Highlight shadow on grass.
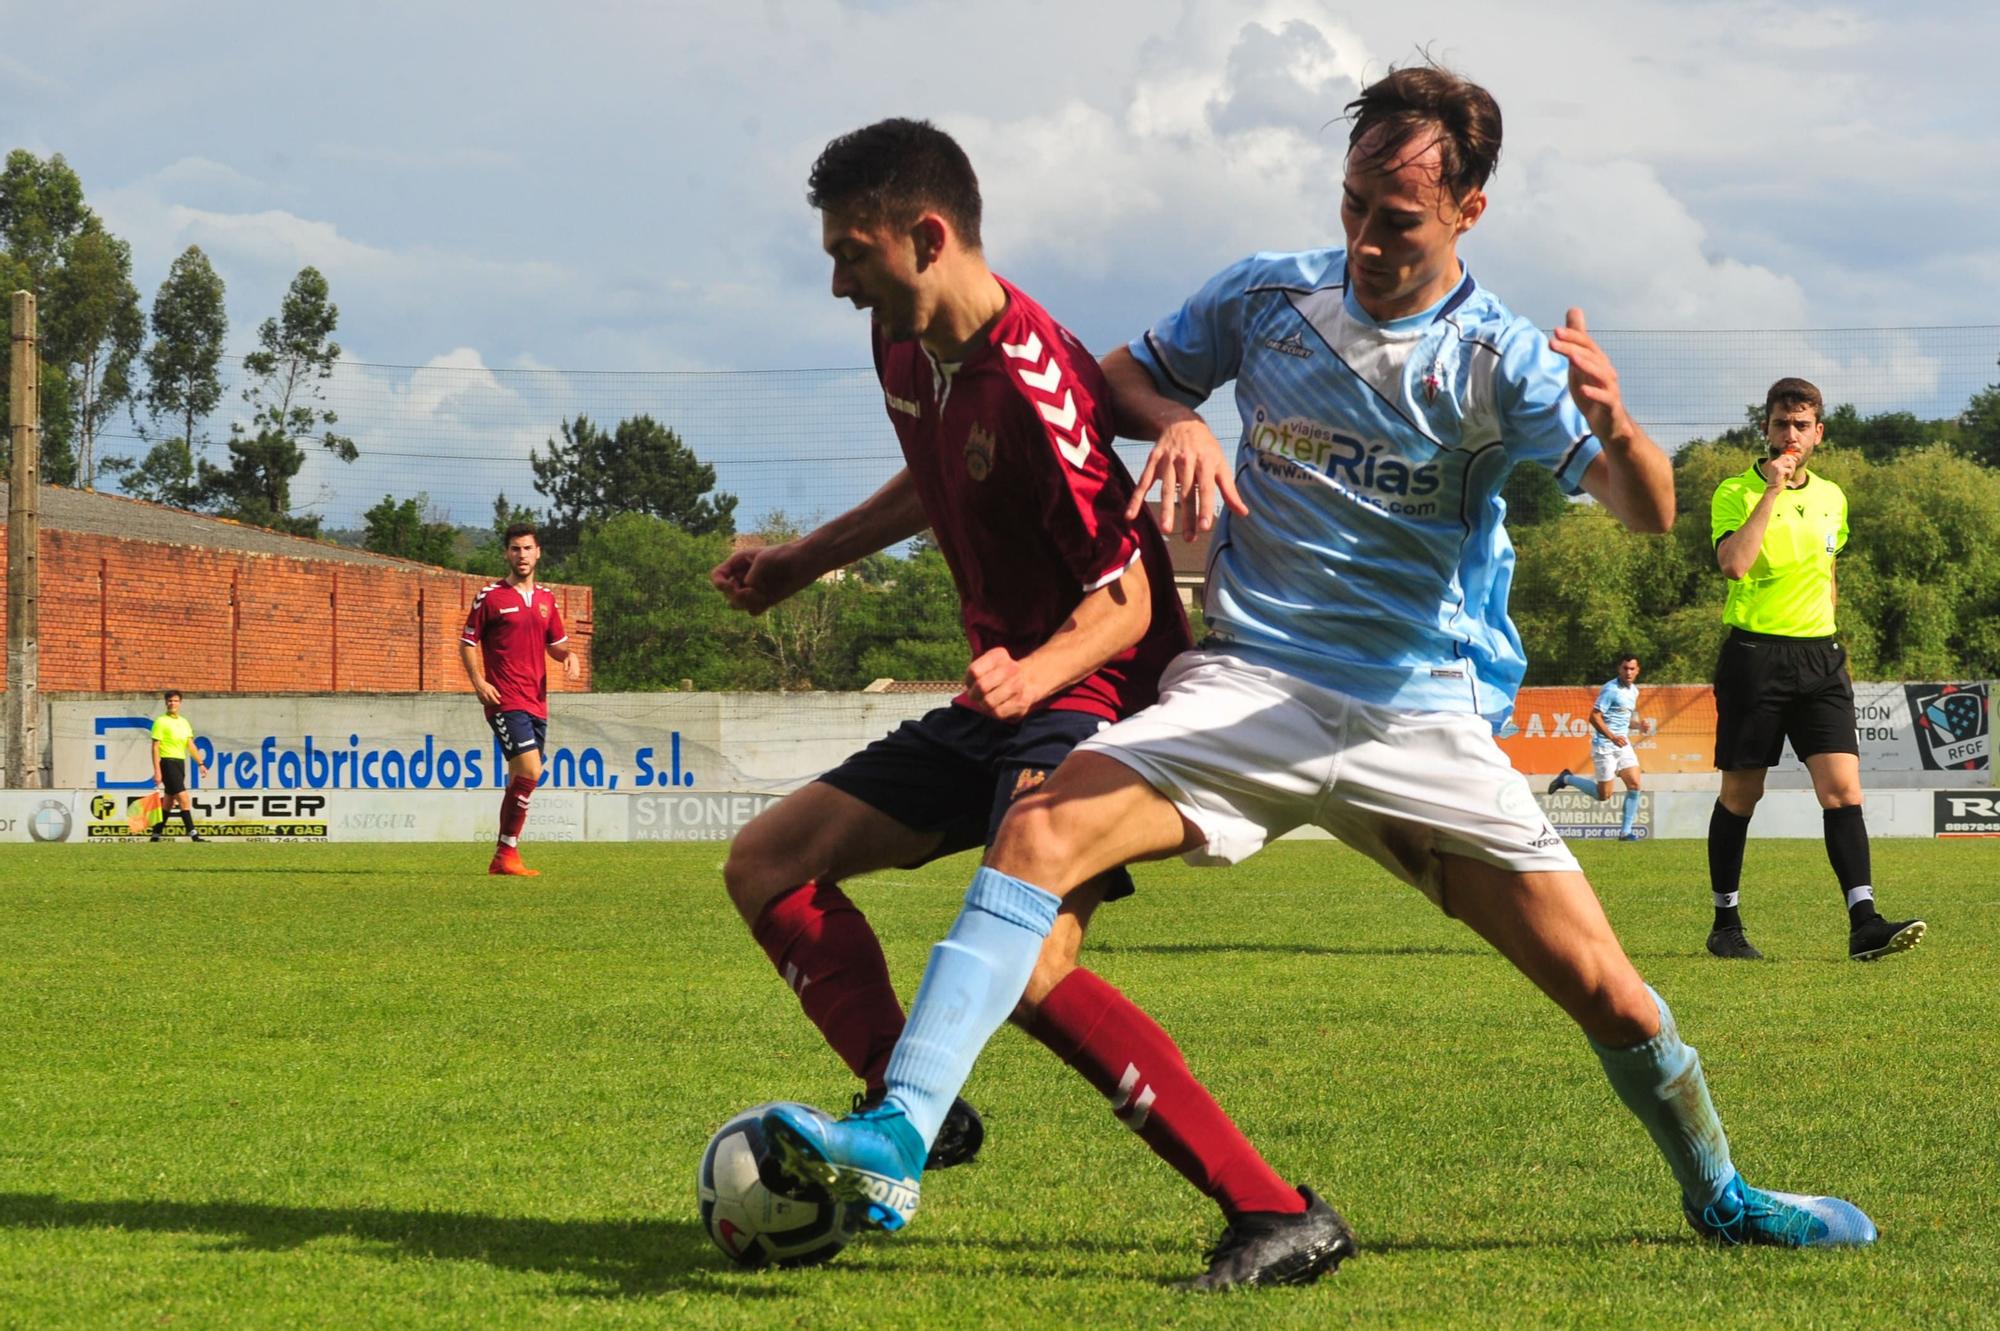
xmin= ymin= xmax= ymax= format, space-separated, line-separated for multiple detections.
xmin=1093 ymin=941 xmax=1486 ymax=959
xmin=0 ymin=1193 xmax=786 ymax=1299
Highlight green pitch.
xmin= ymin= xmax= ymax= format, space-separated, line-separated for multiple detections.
xmin=1 ymin=838 xmax=1994 ymax=1329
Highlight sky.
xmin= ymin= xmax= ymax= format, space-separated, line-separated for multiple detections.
xmin=6 ymin=0 xmax=2000 ymax=529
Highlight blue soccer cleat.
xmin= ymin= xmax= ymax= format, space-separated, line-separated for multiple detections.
xmin=761 ymin=1100 xmax=926 ymax=1232
xmin=1685 ymin=1172 xmax=1877 ymax=1247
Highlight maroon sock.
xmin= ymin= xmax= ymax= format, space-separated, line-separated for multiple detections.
xmin=498 ymin=775 xmax=535 ymax=844
xmin=751 ymin=881 xmax=907 ymax=1090
xmin=1024 ymin=968 xmax=1304 ymax=1217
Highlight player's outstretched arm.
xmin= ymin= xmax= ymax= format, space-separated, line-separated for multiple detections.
xmin=711 ymin=468 xmax=929 ymax=615
xmin=1102 ymin=348 xmax=1247 ymax=537
xmin=1555 ymin=309 xmax=1674 ymax=534
xmin=962 ymin=558 xmax=1153 ymax=722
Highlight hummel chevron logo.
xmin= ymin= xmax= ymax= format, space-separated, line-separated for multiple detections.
xmin=1000 ymin=331 xmax=1043 ymax=362
xmin=1037 ymin=390 xmax=1078 ymax=434
xmin=1054 ymin=432 xmax=1091 ymax=468
xmin=1113 ymin=1062 xmax=1157 ymax=1131
xmin=1016 ymin=357 xmax=1063 ymax=393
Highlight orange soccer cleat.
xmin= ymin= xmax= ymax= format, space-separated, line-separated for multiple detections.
xmin=488 ymin=845 xmax=541 ymax=877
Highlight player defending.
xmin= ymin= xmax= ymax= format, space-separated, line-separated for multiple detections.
xmin=762 ymin=67 xmax=1878 ymax=1262
xmin=1548 ymin=653 xmax=1645 ymax=840
xmin=712 ymin=119 xmax=1346 ymax=1289
xmin=460 ymin=522 xmax=579 ymax=877
xmin=1704 ymin=377 xmax=1926 ymax=962
xmin=149 ymin=689 xmax=208 ymax=842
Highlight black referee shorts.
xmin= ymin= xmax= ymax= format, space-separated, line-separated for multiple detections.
xmin=158 ymin=757 xmax=188 ymax=798
xmin=1712 ymin=628 xmax=1859 ymax=770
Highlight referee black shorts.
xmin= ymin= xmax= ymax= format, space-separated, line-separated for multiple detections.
xmin=1712 ymin=628 xmax=1859 ymax=770
xmin=159 ymin=757 xmax=188 ymax=798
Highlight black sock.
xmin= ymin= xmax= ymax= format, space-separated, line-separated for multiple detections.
xmin=1823 ymin=804 xmax=1879 ymax=926
xmin=179 ymin=806 xmax=196 ymax=835
xmin=1708 ymin=800 xmax=1751 ymax=931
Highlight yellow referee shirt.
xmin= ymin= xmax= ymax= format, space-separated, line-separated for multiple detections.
xmin=1710 ymin=463 xmax=1848 ymax=637
xmin=151 ymin=713 xmax=195 ymax=761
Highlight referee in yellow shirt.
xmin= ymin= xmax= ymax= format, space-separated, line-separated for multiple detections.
xmin=150 ymin=689 xmax=209 ymax=842
xmin=1706 ymin=378 xmax=1923 ymax=961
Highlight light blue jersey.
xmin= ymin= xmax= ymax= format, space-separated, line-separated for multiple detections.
xmin=1130 ymin=249 xmax=1601 ymax=725
xmin=1592 ymin=679 xmax=1640 ymax=753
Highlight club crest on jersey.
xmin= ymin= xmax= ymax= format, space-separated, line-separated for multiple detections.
xmin=964 ymin=422 xmax=997 ymax=482
xmin=1261 ymin=331 xmax=1313 ymax=359
xmin=537 ymin=602 xmax=550 ymax=619
xmin=1010 ymin=768 xmax=1049 ymax=798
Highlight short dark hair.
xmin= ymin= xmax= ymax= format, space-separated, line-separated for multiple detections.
xmin=503 ymin=522 xmax=539 ymax=544
xmin=807 ymin=117 xmax=983 ymax=249
xmin=1764 ymin=377 xmax=1824 ymax=425
xmin=1345 ymin=62 xmax=1502 ymax=198
xmin=163 ymin=689 xmax=182 ymax=702
xmin=1616 ymin=652 xmax=1640 ymax=667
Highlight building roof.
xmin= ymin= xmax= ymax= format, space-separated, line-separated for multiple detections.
xmin=0 ymin=482 xmax=445 ymax=571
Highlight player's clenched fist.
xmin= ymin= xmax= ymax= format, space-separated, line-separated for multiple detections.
xmin=712 ymin=544 xmax=814 ymax=615
xmin=963 ymin=647 xmax=1037 ymax=721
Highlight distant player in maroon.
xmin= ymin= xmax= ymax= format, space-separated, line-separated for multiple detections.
xmin=460 ymin=522 xmax=579 ymax=876
xmin=709 ymin=119 xmax=1313 ymax=1251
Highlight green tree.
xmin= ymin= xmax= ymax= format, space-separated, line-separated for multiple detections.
xmin=111 ymin=245 xmax=228 ymax=506
xmin=202 ymin=266 xmax=355 ymax=534
xmin=1961 ymin=370 xmax=2000 ymax=470
xmin=43 ymin=222 xmax=142 ymax=488
xmin=850 ymin=547 xmax=969 ymax=685
xmin=562 ymin=513 xmax=746 ymax=689
xmin=1500 ymin=462 xmax=1569 ymax=525
xmin=0 ymin=150 xmax=109 ymax=484
xmin=362 ymin=493 xmax=460 ymax=567
xmin=529 ymin=413 xmax=737 ymax=559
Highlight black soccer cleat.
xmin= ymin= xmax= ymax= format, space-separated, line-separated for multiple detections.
xmin=1546 ymin=769 xmax=1571 ymax=796
xmin=1849 ymin=915 xmax=1926 ymax=961
xmin=1706 ymin=927 xmax=1764 ymax=961
xmin=1179 ymin=1185 xmax=1356 ymax=1292
xmin=852 ymin=1090 xmax=985 ymax=1170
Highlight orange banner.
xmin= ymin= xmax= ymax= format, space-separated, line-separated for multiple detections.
xmin=1499 ymin=685 xmax=1718 ymax=776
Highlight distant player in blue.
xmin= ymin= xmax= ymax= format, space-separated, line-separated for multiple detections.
xmin=760 ymin=63 xmax=1879 ymax=1273
xmin=1550 ymin=653 xmax=1645 ymax=839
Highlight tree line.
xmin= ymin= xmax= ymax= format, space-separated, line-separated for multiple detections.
xmin=1507 ymin=388 xmax=2000 ymax=684
xmin=1 ymin=151 xmax=353 ymax=536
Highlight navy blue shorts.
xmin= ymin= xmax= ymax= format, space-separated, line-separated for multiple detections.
xmin=487 ymin=709 xmax=548 ymax=758
xmin=816 ymin=703 xmax=1136 ymax=900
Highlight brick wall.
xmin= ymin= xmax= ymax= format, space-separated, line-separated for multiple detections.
xmin=1 ymin=529 xmax=592 ymax=695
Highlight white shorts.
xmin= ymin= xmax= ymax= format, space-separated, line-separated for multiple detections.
xmin=1590 ymin=743 xmax=1640 ymax=784
xmin=1075 ymin=651 xmax=1580 ymax=908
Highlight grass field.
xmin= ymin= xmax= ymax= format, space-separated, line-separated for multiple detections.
xmin=1 ymin=836 xmax=1995 ymax=1329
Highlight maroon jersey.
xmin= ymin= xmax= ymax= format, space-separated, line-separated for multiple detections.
xmin=461 ymin=581 xmax=567 ymax=718
xmin=875 ymin=276 xmax=1188 ymax=722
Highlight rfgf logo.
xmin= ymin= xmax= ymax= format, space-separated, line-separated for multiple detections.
xmin=1905 ymin=683 xmax=1990 ymax=770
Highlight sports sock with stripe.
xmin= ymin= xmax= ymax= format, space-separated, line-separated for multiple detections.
xmin=752 ymin=881 xmax=905 ymax=1091
xmin=1822 ymin=805 xmax=1880 ymax=925
xmin=1707 ymin=800 xmax=1751 ymax=930
xmin=1022 ymin=967 xmax=1304 ymax=1217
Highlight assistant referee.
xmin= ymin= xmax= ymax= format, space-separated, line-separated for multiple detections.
xmin=150 ymin=689 xmax=209 ymax=843
xmin=1705 ymin=377 xmax=1924 ymax=961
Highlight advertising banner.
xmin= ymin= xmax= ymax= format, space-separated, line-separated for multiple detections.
xmin=1934 ymin=790 xmax=2000 ymax=837
xmin=51 ymin=693 xmax=946 ymax=795
xmin=1541 ymin=789 xmax=1653 ymax=840
xmin=1500 ymin=681 xmax=1991 ymax=782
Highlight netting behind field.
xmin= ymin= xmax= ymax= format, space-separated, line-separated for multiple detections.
xmin=83 ymin=324 xmax=2000 ymax=690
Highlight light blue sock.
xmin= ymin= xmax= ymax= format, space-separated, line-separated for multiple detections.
xmin=1620 ymin=789 xmax=1641 ymax=836
xmin=1590 ymin=986 xmax=1734 ymax=1208
xmin=1561 ymin=772 xmax=1598 ymax=797
xmin=884 ymin=867 xmax=1060 ymax=1148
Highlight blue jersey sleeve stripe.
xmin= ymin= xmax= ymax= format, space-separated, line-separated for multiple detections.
xmin=1554 ymin=433 xmax=1598 ymax=493
xmin=1140 ymin=330 xmax=1206 ymax=400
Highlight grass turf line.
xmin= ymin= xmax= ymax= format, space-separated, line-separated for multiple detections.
xmin=0 ymin=838 xmax=1994 ymax=1328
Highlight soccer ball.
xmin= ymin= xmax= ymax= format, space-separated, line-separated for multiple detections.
xmin=698 ymin=1102 xmax=861 ymax=1268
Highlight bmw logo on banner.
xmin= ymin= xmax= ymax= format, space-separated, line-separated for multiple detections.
xmin=28 ymin=799 xmax=75 ymax=843
xmin=1905 ymin=683 xmax=1990 ymax=771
